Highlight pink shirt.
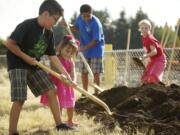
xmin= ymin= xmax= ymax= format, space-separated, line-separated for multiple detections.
xmin=40 ymin=56 xmax=75 ymax=108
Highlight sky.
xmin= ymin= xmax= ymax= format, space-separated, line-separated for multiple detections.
xmin=0 ymin=0 xmax=179 ymax=39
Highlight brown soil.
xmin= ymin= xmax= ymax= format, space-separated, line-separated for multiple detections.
xmin=75 ymin=83 xmax=180 ymax=135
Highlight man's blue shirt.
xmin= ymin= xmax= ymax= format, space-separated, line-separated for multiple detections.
xmin=75 ymin=15 xmax=105 ymax=58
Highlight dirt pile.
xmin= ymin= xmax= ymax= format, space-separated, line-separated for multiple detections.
xmin=75 ymin=83 xmax=180 ymax=135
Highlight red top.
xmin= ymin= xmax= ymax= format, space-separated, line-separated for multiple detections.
xmin=142 ymin=34 xmax=164 ymax=60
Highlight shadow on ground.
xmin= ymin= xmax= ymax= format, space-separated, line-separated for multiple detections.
xmin=75 ymin=83 xmax=180 ymax=135
xmin=23 ymin=129 xmax=52 ymax=135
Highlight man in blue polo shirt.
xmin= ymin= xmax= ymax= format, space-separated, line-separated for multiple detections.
xmin=68 ymin=4 xmax=105 ymax=94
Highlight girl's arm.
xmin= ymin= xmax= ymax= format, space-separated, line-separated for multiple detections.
xmin=48 ymin=56 xmax=71 ymax=80
xmin=69 ymin=60 xmax=76 ymax=82
xmin=143 ymin=45 xmax=157 ymax=60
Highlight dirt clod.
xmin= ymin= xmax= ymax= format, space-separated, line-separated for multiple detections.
xmin=75 ymin=83 xmax=180 ymax=135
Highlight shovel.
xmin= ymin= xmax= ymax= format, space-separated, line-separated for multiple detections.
xmin=132 ymin=57 xmax=146 ymax=69
xmin=35 ymin=61 xmax=112 ymax=115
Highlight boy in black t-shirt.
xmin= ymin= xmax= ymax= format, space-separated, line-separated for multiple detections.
xmin=5 ymin=0 xmax=73 ymax=134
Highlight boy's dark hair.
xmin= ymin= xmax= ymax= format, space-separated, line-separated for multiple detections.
xmin=39 ymin=0 xmax=64 ymax=16
xmin=80 ymin=4 xmax=92 ymax=13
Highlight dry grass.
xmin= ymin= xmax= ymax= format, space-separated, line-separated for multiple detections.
xmin=0 ymin=68 xmax=125 ymax=135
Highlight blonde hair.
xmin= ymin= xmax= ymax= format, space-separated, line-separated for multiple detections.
xmin=138 ymin=19 xmax=152 ymax=30
xmin=56 ymin=35 xmax=79 ymax=57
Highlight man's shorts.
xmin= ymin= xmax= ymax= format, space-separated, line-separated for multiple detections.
xmin=8 ymin=69 xmax=55 ymax=101
xmin=78 ymin=57 xmax=104 ymax=74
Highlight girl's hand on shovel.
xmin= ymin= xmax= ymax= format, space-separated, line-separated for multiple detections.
xmin=59 ymin=74 xmax=71 ymax=85
xmin=139 ymin=57 xmax=143 ymax=61
xmin=61 ymin=71 xmax=72 ymax=81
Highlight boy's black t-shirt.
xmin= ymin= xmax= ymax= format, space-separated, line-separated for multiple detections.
xmin=7 ymin=18 xmax=56 ymax=70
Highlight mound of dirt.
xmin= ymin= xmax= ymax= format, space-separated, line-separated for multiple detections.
xmin=75 ymin=83 xmax=180 ymax=135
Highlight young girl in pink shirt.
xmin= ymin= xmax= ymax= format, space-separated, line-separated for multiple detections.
xmin=40 ymin=35 xmax=79 ymax=127
xmin=138 ymin=19 xmax=166 ymax=83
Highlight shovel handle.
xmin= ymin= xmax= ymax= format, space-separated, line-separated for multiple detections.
xmin=35 ymin=61 xmax=112 ymax=115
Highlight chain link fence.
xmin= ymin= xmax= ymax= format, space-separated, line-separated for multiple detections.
xmin=0 ymin=48 xmax=180 ymax=87
xmin=101 ymin=48 xmax=180 ymax=87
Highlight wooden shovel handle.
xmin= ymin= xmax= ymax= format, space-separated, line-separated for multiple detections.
xmin=35 ymin=61 xmax=112 ymax=115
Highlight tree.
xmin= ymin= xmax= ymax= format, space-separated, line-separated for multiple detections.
xmin=67 ymin=8 xmax=180 ymax=50
xmin=113 ymin=10 xmax=129 ymax=49
xmin=175 ymin=23 xmax=180 ymax=47
xmin=93 ymin=9 xmax=116 ymax=46
xmin=129 ymin=8 xmax=149 ymax=49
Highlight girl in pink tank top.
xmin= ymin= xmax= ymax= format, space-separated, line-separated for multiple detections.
xmin=138 ymin=19 xmax=166 ymax=83
xmin=40 ymin=35 xmax=80 ymax=127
